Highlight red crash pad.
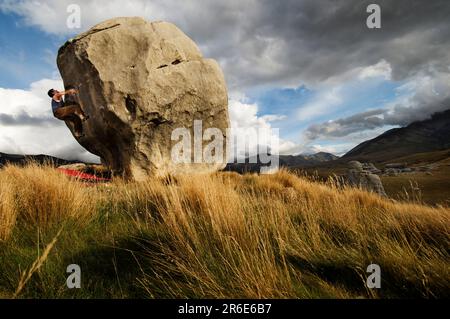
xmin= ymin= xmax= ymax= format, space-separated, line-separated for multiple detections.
xmin=57 ymin=168 xmax=110 ymax=182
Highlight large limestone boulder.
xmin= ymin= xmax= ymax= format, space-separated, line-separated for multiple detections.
xmin=346 ymin=161 xmax=387 ymax=197
xmin=57 ymin=17 xmax=229 ymax=180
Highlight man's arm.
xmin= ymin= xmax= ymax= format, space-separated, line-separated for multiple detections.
xmin=53 ymin=89 xmax=77 ymax=100
xmin=61 ymin=89 xmax=77 ymax=95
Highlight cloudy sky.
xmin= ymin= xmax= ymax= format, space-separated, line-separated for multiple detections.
xmin=0 ymin=0 xmax=449 ymax=162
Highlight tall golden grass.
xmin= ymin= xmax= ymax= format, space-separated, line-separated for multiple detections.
xmin=0 ymin=163 xmax=449 ymax=298
xmin=0 ymin=164 xmax=97 ymax=240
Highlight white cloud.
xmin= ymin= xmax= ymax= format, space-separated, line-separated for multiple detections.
xmin=228 ymin=99 xmax=298 ymax=158
xmin=261 ymin=114 xmax=286 ymax=122
xmin=0 ymin=78 xmax=100 ymax=162
xmin=296 ymin=86 xmax=343 ymax=121
xmin=310 ymin=144 xmax=343 ymax=155
xmin=321 ymin=60 xmax=393 ymax=86
xmin=357 ymin=59 xmax=392 ymax=80
xmin=0 ymin=0 xmax=163 ymax=35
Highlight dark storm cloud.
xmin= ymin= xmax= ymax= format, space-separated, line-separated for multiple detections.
xmin=174 ymin=0 xmax=450 ymax=90
xmin=305 ymin=109 xmax=387 ymax=140
xmin=0 ymin=111 xmax=54 ymax=126
xmin=305 ymin=96 xmax=450 ymax=140
xmin=3 ymin=0 xmax=449 ymax=89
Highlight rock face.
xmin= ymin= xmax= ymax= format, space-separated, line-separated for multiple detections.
xmin=57 ymin=17 xmax=229 ymax=180
xmin=346 ymin=161 xmax=387 ymax=197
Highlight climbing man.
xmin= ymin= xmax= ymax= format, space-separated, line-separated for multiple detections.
xmin=47 ymin=88 xmax=89 ymax=138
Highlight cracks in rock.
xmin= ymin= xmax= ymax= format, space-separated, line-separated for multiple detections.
xmin=73 ymin=23 xmax=121 ymax=43
xmin=148 ymin=112 xmax=171 ymax=126
xmin=125 ymin=95 xmax=137 ymax=121
xmin=59 ymin=24 xmax=121 ymax=52
xmin=157 ymin=59 xmax=188 ymax=69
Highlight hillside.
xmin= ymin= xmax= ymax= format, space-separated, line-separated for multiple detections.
xmin=297 ymin=148 xmax=450 ymax=206
xmin=343 ymin=109 xmax=450 ymax=162
xmin=0 ymin=152 xmax=77 ymax=167
xmin=0 ymin=163 xmax=448 ymax=298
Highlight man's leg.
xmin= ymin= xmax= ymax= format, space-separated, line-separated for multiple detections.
xmin=71 ymin=117 xmax=84 ymax=138
xmin=54 ymin=107 xmax=85 ymax=137
xmin=63 ymin=87 xmax=90 ymax=120
xmin=55 ymin=105 xmax=87 ymax=121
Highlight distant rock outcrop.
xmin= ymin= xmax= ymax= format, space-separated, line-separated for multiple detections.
xmin=57 ymin=17 xmax=229 ymax=180
xmin=344 ymin=160 xmax=434 ymax=177
xmin=385 ymin=163 xmax=407 ymax=169
xmin=346 ymin=161 xmax=387 ymax=197
xmin=361 ymin=162 xmax=381 ymax=174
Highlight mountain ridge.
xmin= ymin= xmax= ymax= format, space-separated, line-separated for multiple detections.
xmin=224 ymin=152 xmax=339 ymax=173
xmin=0 ymin=152 xmax=79 ymax=167
xmin=343 ymin=109 xmax=450 ymax=162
